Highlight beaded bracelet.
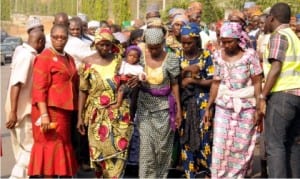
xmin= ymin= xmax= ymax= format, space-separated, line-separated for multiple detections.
xmin=40 ymin=113 xmax=49 ymax=118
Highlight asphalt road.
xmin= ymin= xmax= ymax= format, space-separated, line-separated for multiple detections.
xmin=0 ymin=64 xmax=262 ymax=178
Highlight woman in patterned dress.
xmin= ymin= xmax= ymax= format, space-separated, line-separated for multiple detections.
xmin=165 ymin=14 xmax=189 ymax=54
xmin=203 ymin=22 xmax=263 ymax=178
xmin=77 ymin=28 xmax=133 ymax=178
xmin=178 ymin=23 xmax=214 ymax=178
xmin=136 ymin=28 xmax=182 ymax=178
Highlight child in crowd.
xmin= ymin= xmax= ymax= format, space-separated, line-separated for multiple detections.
xmin=111 ymin=45 xmax=146 ymax=109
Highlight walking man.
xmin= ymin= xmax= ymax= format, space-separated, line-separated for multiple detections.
xmin=5 ymin=29 xmax=45 ymax=179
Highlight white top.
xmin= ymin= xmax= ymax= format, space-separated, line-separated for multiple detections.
xmin=46 ymin=34 xmax=95 ymax=69
xmin=5 ymin=43 xmax=37 ymax=121
xmin=200 ymin=31 xmax=210 ymax=49
xmin=119 ymin=61 xmax=144 ymax=76
xmin=257 ymin=33 xmax=271 ymax=54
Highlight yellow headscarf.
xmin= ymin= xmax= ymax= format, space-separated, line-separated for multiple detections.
xmin=94 ymin=28 xmax=114 ymax=44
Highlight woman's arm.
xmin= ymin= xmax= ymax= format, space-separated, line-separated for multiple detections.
xmin=252 ymin=74 xmax=264 ymax=129
xmin=38 ymin=102 xmax=51 ymax=132
xmin=31 ymin=52 xmax=52 ymax=132
xmin=77 ymin=90 xmax=88 ymax=135
xmin=203 ymin=79 xmax=220 ymax=123
xmin=171 ymin=79 xmax=182 ymax=129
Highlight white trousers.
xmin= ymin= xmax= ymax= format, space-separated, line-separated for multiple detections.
xmin=9 ymin=115 xmax=33 ymax=179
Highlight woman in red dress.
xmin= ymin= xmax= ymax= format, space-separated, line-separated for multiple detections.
xmin=28 ymin=24 xmax=79 ymax=177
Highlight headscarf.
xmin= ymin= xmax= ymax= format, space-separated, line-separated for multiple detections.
xmin=180 ymin=22 xmax=201 ymax=37
xmin=220 ymin=22 xmax=247 ymax=49
xmin=125 ymin=45 xmax=142 ymax=58
xmin=169 ymin=8 xmax=186 ymax=17
xmin=171 ymin=14 xmax=189 ymax=26
xmin=249 ymin=6 xmax=262 ymax=17
xmin=244 ymin=1 xmax=256 ymax=9
xmin=144 ymin=28 xmax=164 ymax=45
xmin=146 ymin=3 xmax=160 ymax=14
xmin=94 ymin=28 xmax=114 ymax=44
xmin=229 ymin=10 xmax=246 ymax=24
xmin=146 ymin=17 xmax=164 ymax=28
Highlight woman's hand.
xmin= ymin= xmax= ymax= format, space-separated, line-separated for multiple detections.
xmin=77 ymin=117 xmax=86 ymax=135
xmin=127 ymin=75 xmax=140 ymax=88
xmin=203 ymin=108 xmax=212 ymax=127
xmin=181 ymin=77 xmax=194 ymax=88
xmin=41 ymin=115 xmax=50 ymax=133
xmin=175 ymin=111 xmax=182 ymax=129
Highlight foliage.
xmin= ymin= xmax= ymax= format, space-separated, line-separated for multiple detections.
xmin=200 ymin=0 xmax=224 ymax=24
xmin=223 ymin=0 xmax=300 ymax=15
xmin=82 ymin=0 xmax=109 ymax=21
xmin=5 ymin=0 xmax=300 ymax=24
xmin=1 ymin=0 xmax=11 ymax=20
xmin=10 ymin=0 xmax=77 ymax=16
xmin=112 ymin=0 xmax=131 ymax=24
xmin=161 ymin=0 xmax=224 ymax=24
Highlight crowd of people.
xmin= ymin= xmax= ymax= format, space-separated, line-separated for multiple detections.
xmin=3 ymin=0 xmax=300 ymax=178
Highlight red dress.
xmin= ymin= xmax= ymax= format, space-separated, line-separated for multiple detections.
xmin=28 ymin=48 xmax=79 ymax=176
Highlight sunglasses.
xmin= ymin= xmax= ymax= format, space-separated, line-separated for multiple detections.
xmin=51 ymin=35 xmax=68 ymax=41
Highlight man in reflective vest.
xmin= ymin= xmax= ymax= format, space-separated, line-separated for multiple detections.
xmin=261 ymin=2 xmax=300 ymax=178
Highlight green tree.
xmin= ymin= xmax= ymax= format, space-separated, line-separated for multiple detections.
xmin=81 ymin=0 xmax=109 ymax=21
xmin=162 ymin=0 xmax=224 ymax=24
xmin=112 ymin=0 xmax=131 ymax=24
xmin=1 ymin=0 xmax=11 ymax=20
xmin=200 ymin=0 xmax=224 ymax=23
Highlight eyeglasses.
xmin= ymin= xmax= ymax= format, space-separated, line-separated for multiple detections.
xmin=51 ymin=35 xmax=68 ymax=41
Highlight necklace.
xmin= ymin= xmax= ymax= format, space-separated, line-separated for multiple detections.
xmin=50 ymin=47 xmax=66 ymax=56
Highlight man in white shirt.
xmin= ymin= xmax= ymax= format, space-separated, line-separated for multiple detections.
xmin=5 ymin=30 xmax=45 ymax=179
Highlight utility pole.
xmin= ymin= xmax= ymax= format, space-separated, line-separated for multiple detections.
xmin=162 ymin=0 xmax=166 ymax=11
xmin=137 ymin=0 xmax=140 ymax=18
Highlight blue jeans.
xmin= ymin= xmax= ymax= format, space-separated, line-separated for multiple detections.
xmin=265 ymin=92 xmax=300 ymax=178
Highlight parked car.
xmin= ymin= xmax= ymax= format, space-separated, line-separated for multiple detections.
xmin=1 ymin=52 xmax=5 ymax=65
xmin=0 ymin=30 xmax=9 ymax=42
xmin=3 ymin=37 xmax=22 ymax=50
xmin=0 ymin=43 xmax=14 ymax=65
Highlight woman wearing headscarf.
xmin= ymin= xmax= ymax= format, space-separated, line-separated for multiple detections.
xmin=228 ymin=10 xmax=253 ymax=49
xmin=178 ymin=22 xmax=214 ymax=178
xmin=77 ymin=28 xmax=133 ymax=178
xmin=203 ymin=22 xmax=263 ymax=178
xmin=166 ymin=14 xmax=189 ymax=54
xmin=136 ymin=28 xmax=182 ymax=178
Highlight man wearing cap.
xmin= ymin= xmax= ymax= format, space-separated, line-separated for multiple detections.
xmin=87 ymin=20 xmax=100 ymax=41
xmin=5 ymin=28 xmax=45 ymax=179
xmin=26 ymin=16 xmax=44 ymax=34
xmin=261 ymin=3 xmax=300 ymax=178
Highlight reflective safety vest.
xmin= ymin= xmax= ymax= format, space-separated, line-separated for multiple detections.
xmin=263 ymin=27 xmax=300 ymax=92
